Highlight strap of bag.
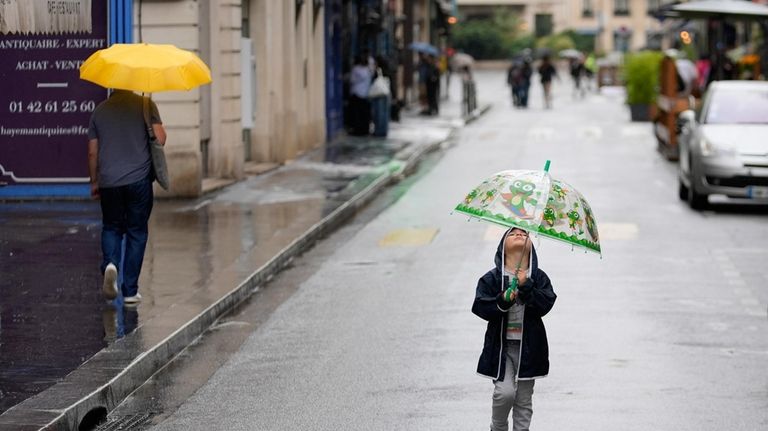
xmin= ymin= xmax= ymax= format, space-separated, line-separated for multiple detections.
xmin=142 ymin=96 xmax=157 ymax=141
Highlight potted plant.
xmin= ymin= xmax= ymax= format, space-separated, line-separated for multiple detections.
xmin=623 ymin=51 xmax=663 ymax=121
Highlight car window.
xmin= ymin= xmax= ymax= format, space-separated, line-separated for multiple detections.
xmin=704 ymin=87 xmax=768 ymax=124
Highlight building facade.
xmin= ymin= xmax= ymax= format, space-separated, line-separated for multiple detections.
xmin=0 ymin=0 xmax=327 ymax=199
xmin=457 ymin=0 xmax=663 ymax=53
xmin=142 ymin=0 xmax=326 ymax=197
xmin=0 ymin=0 xmax=450 ymax=199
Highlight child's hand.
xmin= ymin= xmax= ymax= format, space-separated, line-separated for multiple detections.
xmin=517 ymin=279 xmax=534 ymax=302
xmin=509 ymin=268 xmax=527 ymax=286
xmin=496 ymin=290 xmax=516 ymax=310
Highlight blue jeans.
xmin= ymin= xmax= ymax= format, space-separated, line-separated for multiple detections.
xmin=99 ymin=178 xmax=153 ymax=297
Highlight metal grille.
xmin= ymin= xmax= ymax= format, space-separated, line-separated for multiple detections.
xmin=706 ymin=176 xmax=768 ymax=187
xmin=95 ymin=413 xmax=153 ymax=431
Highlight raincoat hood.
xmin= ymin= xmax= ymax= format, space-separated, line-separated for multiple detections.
xmin=494 ymin=229 xmax=539 ymax=276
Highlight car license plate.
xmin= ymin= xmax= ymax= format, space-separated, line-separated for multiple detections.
xmin=747 ymin=186 xmax=768 ymax=199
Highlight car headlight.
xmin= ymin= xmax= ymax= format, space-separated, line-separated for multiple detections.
xmin=699 ymin=137 xmax=736 ymax=158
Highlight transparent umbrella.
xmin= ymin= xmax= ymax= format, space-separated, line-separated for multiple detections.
xmin=454 ymin=161 xmax=601 ymax=255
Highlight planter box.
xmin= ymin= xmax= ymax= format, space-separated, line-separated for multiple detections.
xmin=628 ymin=103 xmax=655 ymax=122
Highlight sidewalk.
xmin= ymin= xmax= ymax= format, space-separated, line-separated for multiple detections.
xmin=0 ymin=90 xmax=490 ymax=430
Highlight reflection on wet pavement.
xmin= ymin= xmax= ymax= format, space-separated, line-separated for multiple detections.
xmin=0 ymin=137 xmax=406 ymax=413
xmin=0 ymin=202 xmax=105 ymax=413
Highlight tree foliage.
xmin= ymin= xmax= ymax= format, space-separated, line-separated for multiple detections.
xmin=451 ymin=9 xmax=597 ymax=60
xmin=452 ymin=8 xmax=532 ymax=59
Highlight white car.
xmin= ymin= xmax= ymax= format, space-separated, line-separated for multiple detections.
xmin=678 ymin=80 xmax=768 ymax=209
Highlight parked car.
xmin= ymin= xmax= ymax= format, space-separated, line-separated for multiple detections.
xmin=677 ymin=80 xmax=768 ymax=209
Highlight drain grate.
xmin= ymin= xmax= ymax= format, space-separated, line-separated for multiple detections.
xmin=95 ymin=413 xmax=154 ymax=431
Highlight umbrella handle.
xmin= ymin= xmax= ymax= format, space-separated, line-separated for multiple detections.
xmin=504 ymin=277 xmax=519 ymax=302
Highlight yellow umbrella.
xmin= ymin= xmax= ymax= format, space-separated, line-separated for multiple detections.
xmin=79 ymin=43 xmax=212 ymax=92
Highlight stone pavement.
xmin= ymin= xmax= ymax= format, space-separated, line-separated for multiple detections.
xmin=0 ymin=87 xmax=489 ymax=430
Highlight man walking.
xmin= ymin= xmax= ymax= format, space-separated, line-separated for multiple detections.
xmin=87 ymin=89 xmax=166 ymax=305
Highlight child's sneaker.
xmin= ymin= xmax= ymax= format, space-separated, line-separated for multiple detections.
xmin=102 ymin=263 xmax=118 ymax=300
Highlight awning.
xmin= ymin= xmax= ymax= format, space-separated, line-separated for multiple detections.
xmin=0 ymin=0 xmax=92 ymax=35
xmin=671 ymin=0 xmax=768 ymax=19
xmin=574 ymin=28 xmax=599 ymax=36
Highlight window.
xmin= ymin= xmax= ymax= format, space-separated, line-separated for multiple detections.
xmin=535 ymin=14 xmax=553 ymax=38
xmin=614 ymin=0 xmax=629 ymax=15
xmin=704 ymin=89 xmax=768 ymax=125
xmin=646 ymin=31 xmax=663 ymax=50
xmin=582 ymin=0 xmax=594 ymax=17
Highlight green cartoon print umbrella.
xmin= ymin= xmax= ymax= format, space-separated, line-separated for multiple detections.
xmin=455 ymin=161 xmax=601 ymax=254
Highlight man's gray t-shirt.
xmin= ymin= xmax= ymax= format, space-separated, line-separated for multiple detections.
xmin=88 ymin=90 xmax=161 ymax=188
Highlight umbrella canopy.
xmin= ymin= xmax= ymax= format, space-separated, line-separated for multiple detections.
xmin=455 ymin=161 xmax=601 ymax=254
xmin=671 ymin=0 xmax=768 ymax=18
xmin=451 ymin=52 xmax=475 ymax=69
xmin=409 ymin=42 xmax=440 ymax=56
xmin=558 ymin=48 xmax=582 ymax=59
xmin=80 ymin=43 xmax=212 ymax=92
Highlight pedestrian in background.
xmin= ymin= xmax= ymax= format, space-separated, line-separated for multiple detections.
xmin=569 ymin=56 xmax=586 ymax=99
xmin=349 ymin=55 xmax=372 ymax=135
xmin=519 ymin=58 xmax=532 ymax=108
xmin=369 ymin=55 xmax=391 ymax=137
xmin=507 ymin=58 xmax=532 ymax=108
xmin=538 ymin=56 xmax=557 ymax=109
xmin=417 ymin=53 xmax=430 ymax=114
xmin=507 ymin=60 xmax=524 ymax=107
xmin=87 ymin=89 xmax=166 ymax=305
xmin=584 ymin=52 xmax=597 ymax=91
xmin=472 ymin=228 xmax=557 ymax=431
xmin=426 ymin=55 xmax=441 ymax=115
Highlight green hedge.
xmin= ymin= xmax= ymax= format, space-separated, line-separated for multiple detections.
xmin=624 ymin=51 xmax=664 ymax=105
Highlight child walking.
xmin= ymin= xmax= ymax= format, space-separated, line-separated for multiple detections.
xmin=472 ymin=228 xmax=557 ymax=431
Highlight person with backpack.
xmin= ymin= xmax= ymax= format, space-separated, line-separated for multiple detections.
xmin=507 ymin=60 xmax=524 ymax=107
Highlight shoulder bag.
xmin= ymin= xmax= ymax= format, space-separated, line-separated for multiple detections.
xmin=142 ymin=97 xmax=169 ymax=190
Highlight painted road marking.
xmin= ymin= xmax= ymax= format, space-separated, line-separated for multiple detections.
xmin=379 ymin=228 xmax=439 ymax=247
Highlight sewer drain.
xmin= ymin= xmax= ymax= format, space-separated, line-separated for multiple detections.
xmin=94 ymin=413 xmax=154 ymax=431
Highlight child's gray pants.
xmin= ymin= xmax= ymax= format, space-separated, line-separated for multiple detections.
xmin=490 ymin=340 xmax=535 ymax=431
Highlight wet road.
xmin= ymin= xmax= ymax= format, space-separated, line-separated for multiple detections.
xmin=125 ymin=70 xmax=768 ymax=430
xmin=0 ymin=136 xmax=423 ymax=414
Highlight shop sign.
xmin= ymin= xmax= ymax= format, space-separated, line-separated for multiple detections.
xmin=0 ymin=0 xmax=107 ymax=186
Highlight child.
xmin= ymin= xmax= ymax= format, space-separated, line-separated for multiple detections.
xmin=472 ymin=228 xmax=557 ymax=431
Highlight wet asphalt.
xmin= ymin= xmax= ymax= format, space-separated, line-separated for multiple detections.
xmin=0 ymin=103 xmax=459 ymax=419
xmin=134 ymin=71 xmax=768 ymax=430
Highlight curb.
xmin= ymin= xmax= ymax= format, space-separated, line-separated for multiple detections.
xmin=465 ymin=103 xmax=493 ymax=125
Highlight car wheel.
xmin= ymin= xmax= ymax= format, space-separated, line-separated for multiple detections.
xmin=686 ymin=157 xmax=708 ymax=210
xmin=678 ymin=179 xmax=689 ymax=201
xmin=687 ymin=181 xmax=708 ymax=210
